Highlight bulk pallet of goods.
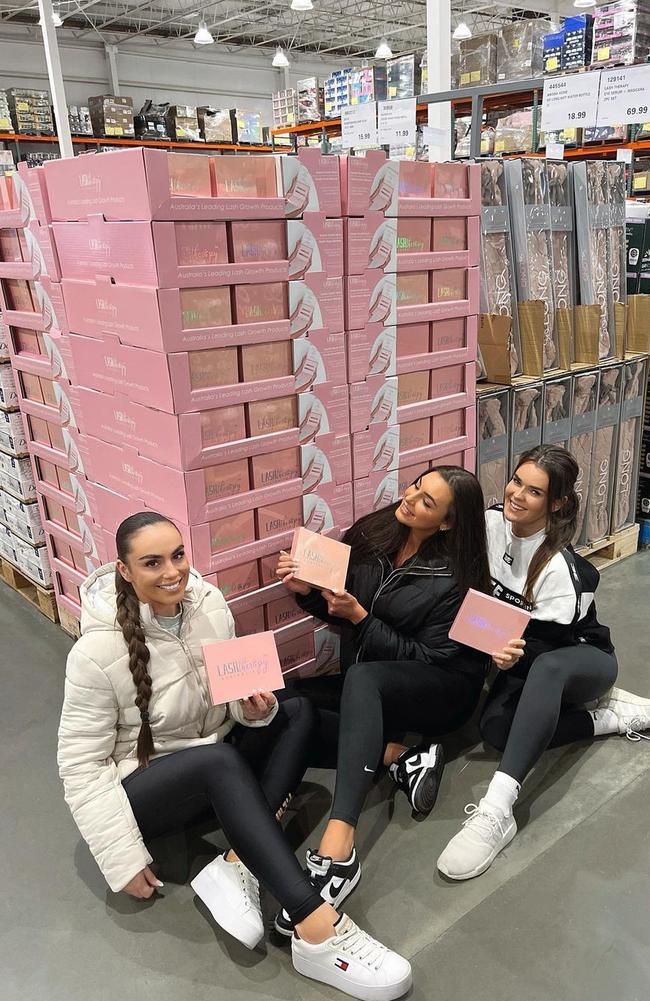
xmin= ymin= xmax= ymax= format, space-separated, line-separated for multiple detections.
xmin=476 ymin=155 xmax=650 ymax=572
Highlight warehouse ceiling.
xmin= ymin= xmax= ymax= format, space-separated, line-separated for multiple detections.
xmin=0 ymin=0 xmax=576 ymax=58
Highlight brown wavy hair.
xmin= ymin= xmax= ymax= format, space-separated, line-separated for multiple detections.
xmin=114 ymin=511 xmax=177 ymax=768
xmin=513 ymin=445 xmax=579 ymax=604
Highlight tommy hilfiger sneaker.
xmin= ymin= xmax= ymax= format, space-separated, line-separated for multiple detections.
xmin=437 ymin=799 xmax=517 ymax=881
xmin=191 ymin=854 xmax=264 ymax=949
xmin=291 ymin=913 xmax=412 ymax=1001
xmin=389 ymin=742 xmax=445 ymax=817
xmin=275 ymin=847 xmax=361 ymax=937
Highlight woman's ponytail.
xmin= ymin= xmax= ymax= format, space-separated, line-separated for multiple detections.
xmin=115 ymin=569 xmax=155 ymax=768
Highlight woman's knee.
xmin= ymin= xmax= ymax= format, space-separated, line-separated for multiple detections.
xmin=528 ymin=651 xmax=568 ymax=685
xmin=342 ymin=661 xmax=385 ymax=698
xmin=278 ymin=694 xmax=317 ymax=731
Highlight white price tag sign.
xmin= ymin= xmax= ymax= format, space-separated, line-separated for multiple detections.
xmin=541 ymin=72 xmax=601 ymax=131
xmin=546 ymin=142 xmax=565 ymax=160
xmin=377 ymin=98 xmax=416 ymax=146
xmin=596 ymin=64 xmax=650 ymax=126
xmin=341 ymin=103 xmax=377 ymax=148
xmin=616 ymin=147 xmax=633 ymax=164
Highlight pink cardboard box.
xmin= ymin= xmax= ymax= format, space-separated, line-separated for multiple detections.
xmin=232 ymin=605 xmax=266 ymax=637
xmin=8 ymin=326 xmax=75 ymax=386
xmin=0 ymin=275 xmax=67 ymax=334
xmin=396 ymin=362 xmax=476 ymax=423
xmin=203 ymin=632 xmax=285 ymax=704
xmin=286 ymin=214 xmax=343 ymax=279
xmin=240 ymin=340 xmax=292 ymax=382
xmin=345 ymin=267 xmax=480 ymax=330
xmin=233 ymin=283 xmax=289 ymax=325
xmin=396 ymin=322 xmax=430 ymax=358
xmin=278 ymin=630 xmax=315 ymax=675
xmin=277 ymin=148 xmax=342 ymax=219
xmin=256 ymin=496 xmax=303 ymax=540
xmin=346 ymin=324 xmax=396 ymax=384
xmin=345 ymin=214 xmax=480 ymax=274
xmin=247 ymin=395 xmax=298 ymax=438
xmin=348 ymin=376 xmax=398 ymax=433
xmin=229 ymin=219 xmax=287 ymax=263
xmin=251 ymin=446 xmax=301 ymax=490
xmin=226 ymin=579 xmax=286 ymax=615
xmin=0 ymin=221 xmax=61 ymax=282
xmin=397 ymin=370 xmax=430 ymax=408
xmin=205 ymin=560 xmax=260 ymax=600
xmin=265 ymin=593 xmax=308 ymax=630
xmin=339 ymin=151 xmax=480 ymax=218
xmin=293 ymin=329 xmax=347 ymax=391
xmin=43 ymin=147 xmax=287 ymax=221
xmin=290 ymin=526 xmax=351 ymax=592
xmin=289 ymin=274 xmax=344 ymax=336
xmin=397 ymin=315 xmax=478 ymax=375
xmin=302 ymin=481 xmax=353 ymax=534
xmin=297 ymin=383 xmax=350 ymax=443
xmin=351 ymin=418 xmax=469 ymax=480
xmin=301 ymin=432 xmax=352 ymax=491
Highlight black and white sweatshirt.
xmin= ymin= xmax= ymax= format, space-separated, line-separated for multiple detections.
xmin=486 ymin=506 xmax=614 ymax=676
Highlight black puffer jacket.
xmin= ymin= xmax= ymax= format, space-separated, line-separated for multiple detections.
xmin=297 ymin=550 xmax=489 ymax=680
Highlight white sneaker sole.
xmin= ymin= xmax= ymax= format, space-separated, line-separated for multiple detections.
xmin=437 ymin=820 xmax=517 ymax=881
xmin=292 ymin=950 xmax=412 ymax=1001
xmin=190 ymin=867 xmax=264 ymax=950
xmin=274 ymin=863 xmax=362 ymax=938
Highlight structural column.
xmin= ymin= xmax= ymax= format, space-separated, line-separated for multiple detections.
xmin=37 ymin=0 xmax=73 ymax=157
xmin=426 ymin=0 xmax=451 ymax=162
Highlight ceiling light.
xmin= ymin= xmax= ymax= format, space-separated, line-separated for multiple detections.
xmin=272 ymin=46 xmax=290 ymax=68
xmin=375 ymin=36 xmax=393 ymax=59
xmin=38 ymin=5 xmax=63 ymax=27
xmin=193 ymin=19 xmax=214 ymax=44
xmin=574 ymin=0 xmax=596 ymax=6
xmin=291 ymin=0 xmax=313 ymax=10
xmin=452 ymin=20 xmax=472 ymax=41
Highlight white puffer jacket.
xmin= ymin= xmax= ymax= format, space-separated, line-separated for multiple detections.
xmin=57 ymin=563 xmax=278 ymax=893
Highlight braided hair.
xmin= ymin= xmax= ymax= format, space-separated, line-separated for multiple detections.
xmin=114 ymin=511 xmax=176 ymax=768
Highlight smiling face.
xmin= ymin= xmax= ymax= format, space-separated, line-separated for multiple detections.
xmin=504 ymin=462 xmax=553 ymax=536
xmin=116 ymin=521 xmax=190 ymax=616
xmin=395 ymin=470 xmax=453 ymax=538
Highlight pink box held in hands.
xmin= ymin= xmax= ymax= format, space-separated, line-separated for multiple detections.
xmin=290 ymin=526 xmax=351 ymax=592
xmin=449 ymin=588 xmax=530 ymax=655
xmin=203 ymin=632 xmax=286 ymax=705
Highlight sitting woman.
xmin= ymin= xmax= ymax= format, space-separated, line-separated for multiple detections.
xmin=58 ymin=511 xmax=412 ymax=1001
xmin=275 ymin=466 xmax=492 ymax=934
xmin=437 ymin=445 xmax=650 ymax=881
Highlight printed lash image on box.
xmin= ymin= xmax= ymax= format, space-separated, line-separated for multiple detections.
xmin=510 ymin=382 xmax=543 ymax=475
xmin=584 ymin=363 xmax=623 ymax=546
xmin=290 ymin=526 xmax=351 ymax=592
xmin=477 ymin=387 xmax=510 ymax=509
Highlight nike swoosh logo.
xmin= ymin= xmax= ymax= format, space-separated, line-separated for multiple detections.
xmin=364 ymin=766 xmax=374 ymax=773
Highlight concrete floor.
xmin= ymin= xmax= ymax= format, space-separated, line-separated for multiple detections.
xmin=2 ymin=550 xmax=650 ymax=1001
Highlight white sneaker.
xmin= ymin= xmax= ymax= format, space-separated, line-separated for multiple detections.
xmin=598 ymin=687 xmax=650 ymax=740
xmin=292 ymin=914 xmax=412 ymax=1001
xmin=437 ymin=799 xmax=517 ymax=881
xmin=190 ymin=854 xmax=264 ymax=949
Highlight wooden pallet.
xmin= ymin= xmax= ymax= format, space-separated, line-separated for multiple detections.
xmin=57 ymin=603 xmax=81 ymax=640
xmin=0 ymin=555 xmax=58 ymax=622
xmin=577 ymin=523 xmax=640 ymax=571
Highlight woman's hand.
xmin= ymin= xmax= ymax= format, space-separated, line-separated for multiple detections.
xmin=492 ymin=638 xmax=526 ymax=671
xmin=321 ymin=589 xmax=368 ymax=625
xmin=241 ymin=690 xmax=277 ymax=721
xmin=276 ymin=551 xmax=312 ymax=596
xmin=123 ymin=865 xmax=163 ymax=899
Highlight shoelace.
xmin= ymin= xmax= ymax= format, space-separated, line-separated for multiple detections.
xmin=462 ymin=803 xmax=508 ymax=840
xmin=625 ymin=718 xmax=650 ymax=742
xmin=236 ymin=863 xmax=260 ymax=909
xmin=334 ymin=924 xmax=387 ymax=971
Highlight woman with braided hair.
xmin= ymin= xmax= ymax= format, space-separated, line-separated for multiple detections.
xmin=58 ymin=512 xmax=412 ymax=1001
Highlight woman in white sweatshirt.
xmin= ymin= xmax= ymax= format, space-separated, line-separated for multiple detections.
xmin=58 ymin=511 xmax=412 ymax=1001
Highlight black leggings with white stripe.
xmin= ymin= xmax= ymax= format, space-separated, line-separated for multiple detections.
xmin=480 ymin=645 xmax=618 ymax=784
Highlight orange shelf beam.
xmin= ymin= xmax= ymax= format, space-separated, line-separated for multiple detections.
xmin=0 ymin=132 xmax=275 ymax=152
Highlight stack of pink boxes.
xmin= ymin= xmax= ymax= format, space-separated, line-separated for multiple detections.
xmin=339 ymin=151 xmax=480 ymax=519
xmin=0 ymin=148 xmax=346 ymax=677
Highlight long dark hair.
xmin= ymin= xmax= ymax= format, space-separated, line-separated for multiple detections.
xmin=114 ymin=511 xmax=177 ymax=768
xmin=344 ymin=465 xmax=491 ymax=599
xmin=513 ymin=445 xmax=579 ymax=604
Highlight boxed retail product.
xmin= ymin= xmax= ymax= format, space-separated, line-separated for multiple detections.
xmin=277 ymin=148 xmax=342 ymax=219
xmin=612 ymin=357 xmax=648 ymax=532
xmin=584 ymin=363 xmax=623 ymax=544
xmin=165 ymin=105 xmax=202 ymax=142
xmin=2 ymin=490 xmax=45 ymax=545
xmin=286 ymin=214 xmax=344 ymax=279
xmin=386 ymin=53 xmax=422 ymax=99
xmin=543 ymin=30 xmax=564 ymax=74
xmin=293 ymin=329 xmax=346 ymax=391
xmin=231 ymin=109 xmax=263 ymax=145
xmin=0 ymin=90 xmax=11 ymax=133
xmin=134 ymin=99 xmax=171 ymax=141
xmin=562 ymin=14 xmax=594 ymax=70
xmin=297 ymin=383 xmax=350 ymax=443
xmin=477 ymin=387 xmax=510 ymax=508
xmin=88 ymin=95 xmax=135 ymax=138
xmin=8 ymin=88 xmax=55 ymax=135
xmin=0 ymin=363 xmax=18 ymax=409
xmin=590 ymin=0 xmax=650 ymax=67
xmin=344 ymin=267 xmax=479 ymax=330
xmin=297 ymin=78 xmax=323 ymax=123
xmin=584 ymin=125 xmax=628 ymax=144
xmin=493 ymin=109 xmax=534 ymax=155
xmin=510 ymin=381 xmax=543 ymax=473
xmin=0 ymin=450 xmax=35 ymax=501
xmin=0 ymin=276 xmax=67 ymax=335
xmin=349 ymin=65 xmax=387 ymax=105
xmin=497 ymin=20 xmax=549 ymax=81
xmin=324 ymin=68 xmax=352 ymax=119
xmin=344 ymin=213 xmax=480 ymax=274
xmin=197 ymin=107 xmax=234 ymax=143
xmin=459 ymin=34 xmax=497 ymax=86
xmin=625 ymin=206 xmax=650 ymax=295
xmin=0 ymin=408 xmax=27 ymax=455
xmin=272 ymin=90 xmax=299 ymax=129
xmin=68 ymin=105 xmax=93 ymax=136
xmin=548 ymin=160 xmax=576 ymax=368
xmin=542 ymin=374 xmax=573 ymax=449
xmin=302 ymin=480 xmax=353 ymax=534
xmin=7 ymin=528 xmax=51 ymax=585
xmin=537 ymin=128 xmax=582 ymax=150
xmin=301 ymin=432 xmax=352 ymax=491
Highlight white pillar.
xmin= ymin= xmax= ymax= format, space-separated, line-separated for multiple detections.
xmin=37 ymin=0 xmax=73 ymax=158
xmin=426 ymin=0 xmax=451 ymax=162
xmin=105 ymin=44 xmax=120 ymax=96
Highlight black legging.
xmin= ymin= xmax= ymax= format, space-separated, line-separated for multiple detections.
xmin=122 ymin=697 xmax=323 ymax=924
xmin=480 ymin=645 xmax=618 ymax=784
xmin=324 ymin=660 xmax=484 ymax=827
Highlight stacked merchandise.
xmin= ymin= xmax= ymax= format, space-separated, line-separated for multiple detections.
xmin=590 ymin=0 xmax=650 ymax=67
xmin=493 ymin=109 xmax=534 ymax=156
xmin=8 ymin=147 xmax=344 ymax=677
xmin=135 ymin=100 xmax=172 ymax=142
xmin=637 ymin=369 xmax=650 ymax=528
xmin=543 ymin=30 xmax=565 ymax=74
xmin=272 ymin=90 xmax=299 ymax=129
xmin=386 ymin=54 xmax=422 ymax=99
xmin=562 ymin=14 xmax=594 ymax=70
xmin=496 ymin=20 xmax=549 ymax=81
xmin=68 ymin=106 xmax=93 ymax=136
xmin=231 ymin=110 xmax=263 ymax=145
xmin=349 ymin=66 xmax=387 ymax=106
xmin=197 ymin=107 xmax=233 ymax=143
xmin=88 ymin=95 xmax=135 ymax=138
xmin=458 ymin=34 xmax=497 ymax=87
xmin=626 ymin=202 xmax=650 ymax=294
xmin=8 ymin=89 xmax=55 ymax=136
xmin=297 ymin=79 xmax=323 ymax=124
xmin=324 ymin=69 xmax=352 ymax=119
xmin=339 ymin=151 xmax=480 ymax=519
xmin=0 ymin=90 xmax=12 ymax=133
xmin=165 ymin=106 xmax=202 ymax=142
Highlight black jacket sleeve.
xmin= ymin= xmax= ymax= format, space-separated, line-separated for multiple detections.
xmin=352 ymin=585 xmax=463 ymax=667
xmin=295 ymin=589 xmax=349 ymax=628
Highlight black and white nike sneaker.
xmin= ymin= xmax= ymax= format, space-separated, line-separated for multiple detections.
xmin=389 ymin=742 xmax=445 ymax=817
xmin=274 ymin=847 xmax=362 ymax=937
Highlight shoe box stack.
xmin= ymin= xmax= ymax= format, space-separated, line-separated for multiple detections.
xmin=338 ymin=151 xmax=480 ymax=520
xmin=0 ymin=148 xmax=346 ymax=677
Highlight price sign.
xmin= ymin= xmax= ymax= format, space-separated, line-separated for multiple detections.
xmin=377 ymin=98 xmax=416 ymax=147
xmin=546 ymin=142 xmax=565 ymax=160
xmin=541 ymin=71 xmax=601 ymax=132
xmin=341 ymin=102 xmax=377 ymax=148
xmin=596 ymin=64 xmax=650 ymax=126
xmin=616 ymin=147 xmax=633 ymax=164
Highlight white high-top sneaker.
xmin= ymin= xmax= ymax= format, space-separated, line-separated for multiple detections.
xmin=437 ymin=799 xmax=517 ymax=880
xmin=191 ymin=854 xmax=264 ymax=949
xmin=597 ymin=686 xmax=650 ymax=740
xmin=291 ymin=913 xmax=412 ymax=1001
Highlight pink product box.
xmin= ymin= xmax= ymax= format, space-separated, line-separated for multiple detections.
xmin=247 ymin=395 xmax=299 ymax=438
xmin=344 ymin=215 xmax=480 ymax=275
xmin=397 ymin=361 xmax=477 ymax=423
xmin=286 ymin=214 xmax=343 ymax=279
xmin=43 ymin=147 xmax=287 ymax=222
xmin=67 ymin=331 xmax=295 ymax=415
xmin=293 ymin=329 xmax=347 ymax=392
xmin=45 ymin=517 xmax=103 ymax=576
xmin=297 ymin=382 xmax=350 ymax=443
xmin=36 ymin=491 xmax=106 ymax=563
xmin=339 ymin=151 xmax=480 ymax=218
xmin=0 ymin=276 xmax=68 ymax=335
xmin=344 ymin=268 xmax=480 ymax=331
xmin=0 ymin=167 xmax=50 ymax=229
xmin=265 ymin=592 xmax=308 ymax=631
xmin=251 ymin=447 xmax=301 ymax=490
xmin=347 ymin=324 xmax=397 ymax=384
xmin=396 ymin=315 xmax=478 ymax=375
xmin=351 ymin=417 xmax=469 ymax=480
xmin=302 ymin=481 xmax=353 ymax=535
xmin=205 ymin=560 xmax=260 ymax=601
xmin=232 ymin=605 xmax=266 ymax=637
xmin=289 ymin=274 xmax=345 ymax=337
xmin=0 ymin=222 xmax=60 ymax=282
xmin=256 ymin=496 xmax=303 ymax=540
xmin=18 ymin=162 xmax=52 ymax=226
xmin=7 ymin=325 xmax=74 ymax=384
xmin=278 ymin=148 xmax=342 ymax=219
xmin=278 ymin=629 xmax=316 ymax=675
xmin=348 ymin=377 xmax=398 ymax=433
xmin=301 ymin=432 xmax=352 ymax=492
